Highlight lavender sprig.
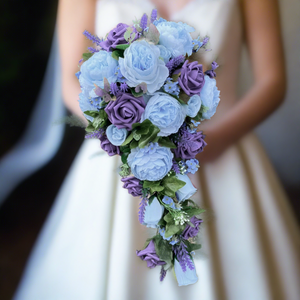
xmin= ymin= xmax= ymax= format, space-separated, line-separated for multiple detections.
xmin=85 ymin=129 xmax=104 ymax=139
xmin=166 ymin=56 xmax=185 ymax=74
xmin=87 ymin=46 xmax=99 ymax=53
xmin=160 ymin=266 xmax=167 ymax=282
xmin=205 ymin=61 xmax=219 ymax=78
xmin=140 ymin=13 xmax=148 ymax=31
xmin=138 ymin=197 xmax=148 ymax=224
xmin=174 ymin=242 xmax=195 ymax=272
xmin=110 ymin=82 xmax=119 ymax=96
xmin=83 ymin=30 xmax=102 ymax=46
xmin=172 ymin=160 xmax=181 ymax=175
xmin=202 ymin=36 xmax=210 ymax=48
xmin=150 ymin=9 xmax=158 ymax=23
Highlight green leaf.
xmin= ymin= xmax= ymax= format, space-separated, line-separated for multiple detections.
xmin=144 ymin=23 xmax=160 ymax=44
xmin=82 ymin=52 xmax=93 ymax=61
xmin=111 ymin=49 xmax=124 ymax=60
xmin=130 ymin=139 xmax=139 ymax=149
xmin=121 ymin=153 xmax=129 ymax=164
xmin=92 ymin=116 xmax=103 ymax=129
xmin=162 ymin=176 xmax=186 ymax=198
xmin=143 ymin=180 xmax=164 ymax=194
xmin=164 ymin=213 xmax=174 ymax=224
xmin=158 ymin=137 xmax=176 ymax=149
xmin=124 ymin=27 xmax=133 ymax=42
xmin=83 ymin=110 xmax=99 ymax=118
xmin=120 ymin=145 xmax=130 ymax=153
xmin=138 ymin=125 xmax=160 ymax=148
xmin=154 ymin=235 xmax=173 ymax=265
xmin=85 ymin=122 xmax=95 ymax=133
xmin=165 ymin=224 xmax=185 ymax=238
xmin=184 ymin=241 xmax=202 ymax=252
xmin=184 ymin=207 xmax=206 ymax=217
xmin=115 ymin=44 xmax=129 ymax=50
xmin=148 ymin=195 xmax=156 ymax=205
xmin=121 ymin=131 xmax=134 ymax=146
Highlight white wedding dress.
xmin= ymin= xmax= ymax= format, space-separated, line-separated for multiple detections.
xmin=14 ymin=0 xmax=300 ymax=300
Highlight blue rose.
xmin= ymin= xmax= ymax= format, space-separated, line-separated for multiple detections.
xmin=174 ymin=258 xmax=198 ymax=286
xmin=119 ymin=40 xmax=169 ymax=93
xmin=200 ymin=75 xmax=220 ymax=119
xmin=175 ymin=174 xmax=197 ymax=202
xmin=186 ymin=95 xmax=202 ymax=118
xmin=127 ymin=143 xmax=173 ymax=181
xmin=141 ymin=92 xmax=186 ymax=137
xmin=78 ymin=91 xmax=102 ymax=121
xmin=79 ymin=51 xmax=118 ymax=97
xmin=156 ymin=45 xmax=171 ymax=63
xmin=156 ymin=21 xmax=194 ymax=58
xmin=143 ymin=197 xmax=164 ymax=228
xmin=106 ymin=124 xmax=128 ymax=146
xmin=159 ymin=227 xmax=172 ymax=241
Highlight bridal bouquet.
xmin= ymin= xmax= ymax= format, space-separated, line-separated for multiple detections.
xmin=77 ymin=9 xmax=220 ymax=286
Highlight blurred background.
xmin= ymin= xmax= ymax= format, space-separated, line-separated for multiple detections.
xmin=0 ymin=0 xmax=299 ymax=299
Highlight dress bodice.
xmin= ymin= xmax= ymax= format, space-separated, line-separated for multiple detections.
xmin=95 ymin=0 xmax=243 ymax=122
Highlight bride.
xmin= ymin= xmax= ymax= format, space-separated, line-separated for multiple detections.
xmin=14 ymin=0 xmax=299 ymax=299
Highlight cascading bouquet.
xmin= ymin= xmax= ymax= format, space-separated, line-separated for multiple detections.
xmin=77 ymin=9 xmax=220 ymax=286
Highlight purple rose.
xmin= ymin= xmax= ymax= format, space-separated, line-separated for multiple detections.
xmin=174 ymin=128 xmax=206 ymax=159
xmin=182 ymin=216 xmax=203 ymax=240
xmin=136 ymin=240 xmax=166 ymax=269
xmin=178 ymin=61 xmax=205 ymax=96
xmin=99 ymin=134 xmax=120 ymax=156
xmin=100 ymin=23 xmax=129 ymax=51
xmin=121 ymin=176 xmax=143 ymax=197
xmin=105 ymin=93 xmax=146 ymax=130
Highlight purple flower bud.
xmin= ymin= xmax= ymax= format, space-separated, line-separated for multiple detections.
xmin=99 ymin=134 xmax=120 ymax=156
xmin=178 ymin=61 xmax=205 ymax=96
xmin=140 ymin=13 xmax=148 ymax=30
xmin=121 ymin=176 xmax=143 ymax=197
xmin=151 ymin=9 xmax=158 ymax=23
xmin=182 ymin=216 xmax=203 ymax=240
xmin=136 ymin=240 xmax=166 ymax=269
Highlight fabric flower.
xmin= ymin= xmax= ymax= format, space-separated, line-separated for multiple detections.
xmin=162 ymin=196 xmax=180 ymax=210
xmin=175 ymin=174 xmax=197 ymax=202
xmin=185 ymin=159 xmax=199 ymax=174
xmin=186 ymin=95 xmax=202 ymax=118
xmin=105 ymin=93 xmax=145 ymax=130
xmin=140 ymin=92 xmax=186 ymax=137
xmin=159 ymin=228 xmax=172 ymax=241
xmin=200 ymin=75 xmax=220 ymax=119
xmin=127 ymin=143 xmax=173 ymax=181
xmin=100 ymin=23 xmax=129 ymax=51
xmin=143 ymin=197 xmax=165 ymax=228
xmin=156 ymin=45 xmax=172 ymax=63
xmin=174 ymin=126 xmax=206 ymax=159
xmin=78 ymin=92 xmax=102 ymax=121
xmin=119 ymin=40 xmax=169 ymax=93
xmin=155 ymin=20 xmax=194 ymax=58
xmin=99 ymin=134 xmax=120 ymax=156
xmin=136 ymin=240 xmax=166 ymax=268
xmin=182 ymin=216 xmax=203 ymax=240
xmin=163 ymin=78 xmax=180 ymax=96
xmin=106 ymin=124 xmax=128 ymax=146
xmin=178 ymin=61 xmax=205 ymax=96
xmin=79 ymin=51 xmax=118 ymax=96
xmin=174 ymin=258 xmax=198 ymax=286
xmin=121 ymin=176 xmax=142 ymax=197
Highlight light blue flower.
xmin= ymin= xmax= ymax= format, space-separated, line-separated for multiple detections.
xmin=79 ymin=51 xmax=118 ymax=97
xmin=78 ymin=91 xmax=102 ymax=121
xmin=127 ymin=143 xmax=173 ymax=181
xmin=106 ymin=124 xmax=128 ymax=146
xmin=153 ymin=17 xmax=167 ymax=26
xmin=200 ymin=75 xmax=220 ymax=119
xmin=187 ymin=95 xmax=202 ymax=118
xmin=175 ymin=174 xmax=197 ymax=202
xmin=174 ymin=258 xmax=198 ymax=286
xmin=119 ymin=40 xmax=169 ymax=93
xmin=141 ymin=92 xmax=186 ymax=137
xmin=185 ymin=159 xmax=199 ymax=174
xmin=163 ymin=78 xmax=180 ymax=96
xmin=155 ymin=21 xmax=194 ymax=58
xmin=156 ymin=45 xmax=172 ymax=63
xmin=159 ymin=227 xmax=172 ymax=241
xmin=143 ymin=197 xmax=164 ymax=228
xmin=162 ymin=196 xmax=180 ymax=210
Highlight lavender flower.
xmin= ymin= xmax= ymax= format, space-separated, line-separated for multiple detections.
xmin=172 ymin=160 xmax=181 ymax=174
xmin=166 ymin=56 xmax=185 ymax=74
xmin=205 ymin=61 xmax=219 ymax=78
xmin=173 ymin=242 xmax=194 ymax=272
xmin=83 ymin=30 xmax=102 ymax=45
xmin=138 ymin=197 xmax=147 ymax=224
xmin=85 ymin=129 xmax=104 ymax=139
xmin=151 ymin=9 xmax=158 ymax=23
xmin=120 ymin=82 xmax=128 ymax=93
xmin=160 ymin=266 xmax=167 ymax=282
xmin=140 ymin=13 xmax=148 ymax=31
xmin=87 ymin=46 xmax=99 ymax=53
xmin=110 ymin=82 xmax=119 ymax=96
xmin=202 ymin=36 xmax=210 ymax=47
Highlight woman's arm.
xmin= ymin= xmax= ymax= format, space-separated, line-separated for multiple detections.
xmin=198 ymin=0 xmax=286 ymax=162
xmin=57 ymin=0 xmax=97 ymax=121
